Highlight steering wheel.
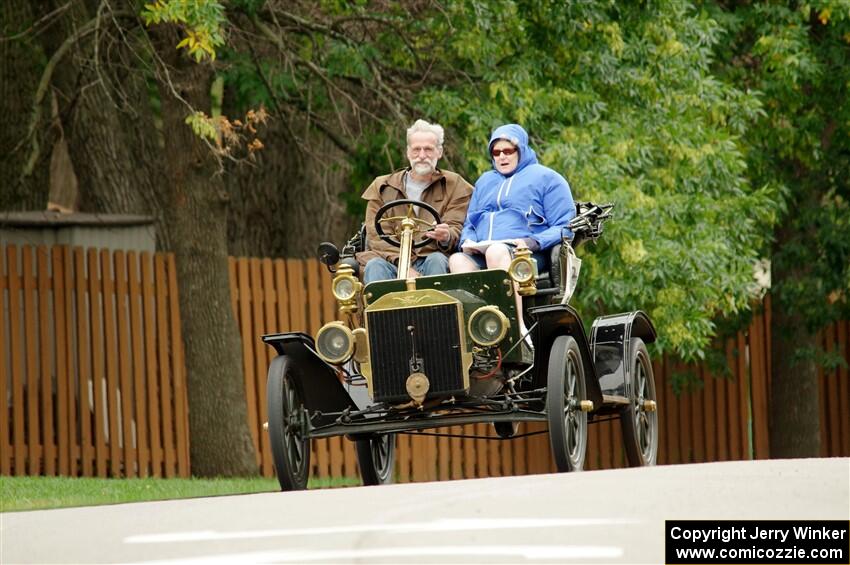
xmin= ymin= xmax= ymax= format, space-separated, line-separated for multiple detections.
xmin=374 ymin=199 xmax=442 ymax=249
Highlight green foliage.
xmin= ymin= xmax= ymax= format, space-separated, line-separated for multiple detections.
xmin=142 ymin=0 xmax=226 ymax=61
xmin=344 ymin=128 xmax=403 ymax=218
xmin=141 ymin=0 xmax=849 ymax=362
xmin=412 ymin=0 xmax=779 ymax=359
xmin=195 ymin=0 xmax=789 ymax=360
xmin=705 ymin=0 xmax=850 ymax=332
xmin=185 ymin=110 xmax=218 ymax=141
xmin=228 ymin=0 xmax=265 ymax=16
xmin=218 ymin=51 xmax=275 ymax=110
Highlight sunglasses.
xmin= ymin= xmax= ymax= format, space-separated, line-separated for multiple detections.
xmin=491 ymin=147 xmax=518 ymax=157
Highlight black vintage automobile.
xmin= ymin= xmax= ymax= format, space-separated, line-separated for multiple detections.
xmin=262 ymin=200 xmax=658 ymax=490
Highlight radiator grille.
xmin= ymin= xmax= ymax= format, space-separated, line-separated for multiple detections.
xmin=367 ymin=303 xmax=465 ymax=403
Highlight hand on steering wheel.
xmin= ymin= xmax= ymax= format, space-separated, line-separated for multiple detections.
xmin=374 ymin=199 xmax=443 ymax=249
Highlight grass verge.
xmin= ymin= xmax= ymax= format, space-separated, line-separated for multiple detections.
xmin=1 ymin=475 xmax=361 ymax=512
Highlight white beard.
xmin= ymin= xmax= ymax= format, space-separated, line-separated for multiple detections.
xmin=410 ymin=158 xmax=437 ymax=176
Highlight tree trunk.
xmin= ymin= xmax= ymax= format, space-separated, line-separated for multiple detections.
xmin=154 ymin=29 xmax=257 ymax=476
xmin=769 ymin=225 xmax=821 ymax=458
xmin=67 ymin=78 xmax=157 ymax=214
xmin=0 ymin=0 xmax=51 ymax=210
xmin=64 ymin=62 xmax=172 ymax=247
xmin=45 ymin=2 xmax=168 ymax=226
xmin=224 ymin=98 xmax=355 ymax=259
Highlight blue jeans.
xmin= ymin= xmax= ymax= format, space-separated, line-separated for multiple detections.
xmin=363 ymin=253 xmax=450 ymax=284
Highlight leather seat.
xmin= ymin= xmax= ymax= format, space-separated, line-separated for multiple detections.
xmin=534 ymin=244 xmax=562 ymax=294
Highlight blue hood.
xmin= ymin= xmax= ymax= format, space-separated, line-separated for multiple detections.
xmin=460 ymin=123 xmax=576 ymax=250
xmin=488 ymin=123 xmax=537 ymax=176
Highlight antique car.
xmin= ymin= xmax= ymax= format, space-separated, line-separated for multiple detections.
xmin=262 ymin=199 xmax=658 ymax=490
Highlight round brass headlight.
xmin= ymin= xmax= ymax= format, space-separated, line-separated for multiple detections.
xmin=332 ymin=275 xmax=358 ymax=301
xmin=315 ymin=322 xmax=354 ymax=364
xmin=468 ymin=306 xmax=510 ymax=347
xmin=508 ymin=256 xmax=536 ymax=284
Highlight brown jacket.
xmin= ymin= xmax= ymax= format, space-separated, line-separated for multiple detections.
xmin=356 ymin=168 xmax=473 ymax=267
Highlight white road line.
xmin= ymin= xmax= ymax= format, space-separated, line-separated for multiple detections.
xmin=136 ymin=544 xmax=624 ymax=563
xmin=125 ymin=517 xmax=637 ymax=544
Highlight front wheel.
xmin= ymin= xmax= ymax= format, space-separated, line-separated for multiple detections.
xmin=620 ymin=337 xmax=658 ymax=466
xmin=355 ymin=434 xmax=396 ymax=486
xmin=546 ymin=335 xmax=588 ymax=472
xmin=267 ymin=356 xmax=311 ymax=491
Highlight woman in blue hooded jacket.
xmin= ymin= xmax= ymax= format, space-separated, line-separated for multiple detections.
xmin=449 ymin=124 xmax=575 ymax=338
xmin=449 ymin=123 xmax=575 ymax=275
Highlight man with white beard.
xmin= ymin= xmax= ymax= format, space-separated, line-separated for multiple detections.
xmin=356 ymin=119 xmax=474 ymax=284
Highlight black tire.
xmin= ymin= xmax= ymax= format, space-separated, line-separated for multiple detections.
xmin=620 ymin=337 xmax=658 ymax=467
xmin=355 ymin=434 xmax=396 ymax=486
xmin=267 ymin=356 xmax=311 ymax=491
xmin=546 ymin=335 xmax=588 ymax=472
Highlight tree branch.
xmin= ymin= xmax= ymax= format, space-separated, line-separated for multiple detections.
xmin=17 ymin=9 xmax=137 ymax=186
xmin=255 ymin=8 xmax=414 ymax=122
xmin=250 ymin=15 xmax=386 ymax=125
xmin=18 ymin=17 xmax=97 ymax=184
xmin=0 ymin=1 xmax=74 ymax=43
xmin=245 ymin=41 xmax=356 ymax=157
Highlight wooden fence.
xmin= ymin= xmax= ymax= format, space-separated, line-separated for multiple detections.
xmin=0 ymin=244 xmax=188 ymax=478
xmin=2 ymin=243 xmax=848 ymax=480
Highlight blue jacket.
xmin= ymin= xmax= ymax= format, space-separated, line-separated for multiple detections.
xmin=459 ymin=124 xmax=575 ymax=250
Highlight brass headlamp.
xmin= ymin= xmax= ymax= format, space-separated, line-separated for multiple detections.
xmin=508 ymin=247 xmax=538 ymax=296
xmin=315 ymin=322 xmax=355 ymax=364
xmin=468 ymin=306 xmax=510 ymax=347
xmin=331 ymin=263 xmax=362 ymax=315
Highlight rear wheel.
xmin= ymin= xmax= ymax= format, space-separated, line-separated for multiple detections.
xmin=267 ymin=356 xmax=311 ymax=490
xmin=620 ymin=338 xmax=658 ymax=466
xmin=546 ymin=335 xmax=587 ymax=472
xmin=355 ymin=434 xmax=396 ymax=485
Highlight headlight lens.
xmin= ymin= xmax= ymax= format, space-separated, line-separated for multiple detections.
xmin=333 ymin=276 xmax=357 ymax=300
xmin=508 ymin=257 xmax=535 ymax=283
xmin=468 ymin=306 xmax=509 ymax=347
xmin=316 ymin=323 xmax=354 ymax=364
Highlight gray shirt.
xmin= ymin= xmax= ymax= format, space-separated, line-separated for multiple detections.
xmin=404 ymin=173 xmax=430 ymax=208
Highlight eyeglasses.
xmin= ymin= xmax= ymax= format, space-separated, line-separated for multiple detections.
xmin=408 ymin=146 xmax=438 ymax=156
xmin=491 ymin=147 xmax=518 ymax=157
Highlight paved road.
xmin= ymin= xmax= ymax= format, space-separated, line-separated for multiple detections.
xmin=2 ymin=458 xmax=848 ymax=564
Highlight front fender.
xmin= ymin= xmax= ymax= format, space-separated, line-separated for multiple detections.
xmin=527 ymin=304 xmax=604 ymax=410
xmin=262 ymin=332 xmax=357 ymax=422
xmin=590 ymin=311 xmax=656 ymax=398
